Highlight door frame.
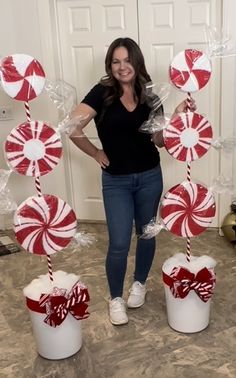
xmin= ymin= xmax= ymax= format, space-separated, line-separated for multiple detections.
xmin=37 ymin=0 xmax=76 ymax=209
xmin=37 ymin=0 xmax=236 ymax=227
xmin=218 ymin=0 xmax=236 ymax=228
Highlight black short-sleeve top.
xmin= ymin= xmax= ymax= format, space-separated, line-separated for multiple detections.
xmin=81 ymin=83 xmax=162 ymax=174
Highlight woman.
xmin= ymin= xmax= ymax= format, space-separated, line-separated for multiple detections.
xmin=69 ymin=37 xmax=194 ymax=325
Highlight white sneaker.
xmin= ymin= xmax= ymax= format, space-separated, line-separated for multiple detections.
xmin=109 ymin=297 xmax=129 ymax=325
xmin=127 ymin=281 xmax=146 ymax=308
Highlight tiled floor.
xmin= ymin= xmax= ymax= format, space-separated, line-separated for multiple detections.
xmin=0 ymin=231 xmax=20 ymax=256
xmin=0 ymin=223 xmax=236 ymax=378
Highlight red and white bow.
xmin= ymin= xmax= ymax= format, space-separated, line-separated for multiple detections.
xmin=163 ymin=266 xmax=216 ymax=302
xmin=38 ymin=281 xmax=90 ymax=327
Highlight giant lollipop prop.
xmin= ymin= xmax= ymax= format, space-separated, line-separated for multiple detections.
xmin=0 ymin=55 xmax=94 ymax=285
xmin=161 ymin=181 xmax=216 ymax=238
xmin=169 ymin=49 xmax=211 ymax=93
xmin=14 ymin=194 xmax=77 ymax=255
xmin=1 ymin=54 xmax=60 ymax=281
xmin=168 ymin=48 xmax=213 ymax=262
xmin=0 ymin=52 xmax=88 ymax=287
xmin=0 ymin=54 xmax=47 ymax=191
xmin=158 ymin=48 xmax=217 ymax=334
xmin=0 ymin=54 xmax=45 ymax=101
xmin=0 ymin=53 xmax=90 ymax=358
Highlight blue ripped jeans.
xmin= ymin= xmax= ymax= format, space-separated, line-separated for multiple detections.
xmin=102 ymin=165 xmax=163 ymax=299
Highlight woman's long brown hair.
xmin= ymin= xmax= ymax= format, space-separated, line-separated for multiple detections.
xmin=100 ymin=37 xmax=152 ymax=107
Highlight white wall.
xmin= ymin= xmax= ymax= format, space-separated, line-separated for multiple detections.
xmin=0 ymin=0 xmax=236 ymax=228
xmin=220 ymin=0 xmax=236 ymax=221
xmin=0 ymin=0 xmax=68 ymax=228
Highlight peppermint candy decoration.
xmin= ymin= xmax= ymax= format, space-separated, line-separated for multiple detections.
xmin=14 ymin=194 xmax=77 ymax=255
xmin=0 ymin=54 xmax=45 ymax=101
xmin=163 ymin=112 xmax=213 ymax=161
xmin=169 ymin=49 xmax=211 ymax=92
xmin=161 ymin=181 xmax=216 ymax=237
xmin=5 ymin=121 xmax=62 ymax=177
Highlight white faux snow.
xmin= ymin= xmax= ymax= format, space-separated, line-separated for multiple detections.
xmin=23 ymin=270 xmax=80 ymax=300
xmin=162 ymin=252 xmax=216 ymax=275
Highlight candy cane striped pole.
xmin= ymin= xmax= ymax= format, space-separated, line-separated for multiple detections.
xmin=186 ymin=160 xmax=191 ymax=262
xmin=46 ymin=254 xmax=54 ymax=282
xmin=23 ymin=101 xmax=52 ymax=279
xmin=24 ymin=101 xmax=31 ymax=122
xmin=186 ymin=237 xmax=191 ymax=262
xmin=186 ymin=92 xmax=192 ymax=112
xmin=35 ymin=176 xmax=42 ymax=197
xmin=23 ymin=101 xmax=43 ymax=197
xmin=187 ymin=162 xmax=191 ymax=182
xmin=35 ymin=177 xmax=50 ymax=275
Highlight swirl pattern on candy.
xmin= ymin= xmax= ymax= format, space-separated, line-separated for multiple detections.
xmin=14 ymin=194 xmax=77 ymax=255
xmin=0 ymin=54 xmax=45 ymax=101
xmin=169 ymin=49 xmax=211 ymax=92
xmin=161 ymin=181 xmax=216 ymax=237
xmin=163 ymin=112 xmax=213 ymax=161
xmin=5 ymin=121 xmax=62 ymax=177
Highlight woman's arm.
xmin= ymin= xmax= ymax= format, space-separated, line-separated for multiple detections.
xmin=69 ymin=103 xmax=110 ymax=168
xmin=152 ymin=130 xmax=164 ymax=147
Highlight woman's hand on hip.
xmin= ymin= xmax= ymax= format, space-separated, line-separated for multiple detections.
xmin=94 ymin=149 xmax=110 ymax=168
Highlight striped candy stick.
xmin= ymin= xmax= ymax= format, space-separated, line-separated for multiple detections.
xmin=24 ymin=101 xmax=31 ymax=122
xmin=24 ymin=101 xmax=43 ymax=196
xmin=24 ymin=101 xmax=53 ymax=282
xmin=37 ymin=175 xmax=53 ymax=282
xmin=186 ymin=160 xmax=191 ymax=262
xmin=35 ymin=176 xmax=42 ymax=197
xmin=37 ymin=177 xmax=53 ymax=282
xmin=186 ymin=92 xmax=193 ymax=112
xmin=46 ymin=254 xmax=54 ymax=283
xmin=185 ymin=92 xmax=193 ymax=262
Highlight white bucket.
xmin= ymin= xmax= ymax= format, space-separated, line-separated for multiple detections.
xmin=163 ymin=284 xmax=211 ymax=333
xmin=162 ymin=253 xmax=216 ymax=333
xmin=27 ymin=310 xmax=82 ymax=359
xmin=23 ymin=270 xmax=85 ymax=360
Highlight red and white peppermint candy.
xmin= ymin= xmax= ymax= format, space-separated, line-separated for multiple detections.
xmin=163 ymin=112 xmax=213 ymax=161
xmin=169 ymin=49 xmax=211 ymax=92
xmin=14 ymin=194 xmax=77 ymax=255
xmin=5 ymin=121 xmax=62 ymax=177
xmin=161 ymin=181 xmax=216 ymax=237
xmin=0 ymin=54 xmax=45 ymax=101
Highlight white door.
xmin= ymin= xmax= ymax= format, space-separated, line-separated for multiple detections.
xmin=55 ymin=0 xmax=139 ymax=220
xmin=138 ymin=0 xmax=222 ymax=227
xmin=45 ymin=0 xmax=222 ymax=224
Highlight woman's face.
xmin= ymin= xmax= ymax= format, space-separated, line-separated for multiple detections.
xmin=111 ymin=46 xmax=135 ymax=85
